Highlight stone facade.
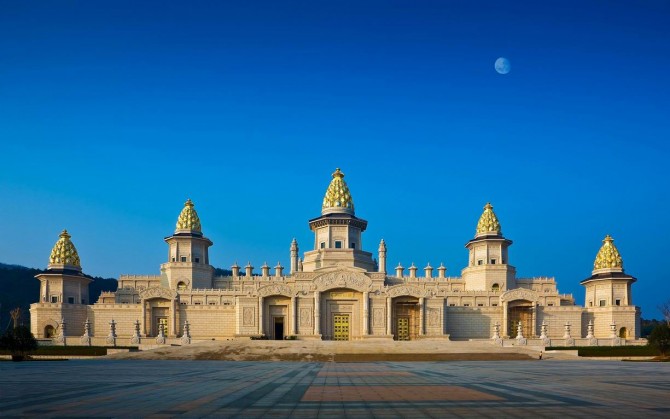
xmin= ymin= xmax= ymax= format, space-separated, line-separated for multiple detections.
xmin=30 ymin=169 xmax=641 ymax=345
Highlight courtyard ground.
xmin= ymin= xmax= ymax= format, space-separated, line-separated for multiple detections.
xmin=1 ymin=359 xmax=669 ymax=417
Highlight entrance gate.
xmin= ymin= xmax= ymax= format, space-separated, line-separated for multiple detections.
xmin=333 ymin=314 xmax=350 ymax=341
xmin=396 ymin=317 xmax=410 ymax=341
xmin=508 ymin=306 xmax=533 ymax=338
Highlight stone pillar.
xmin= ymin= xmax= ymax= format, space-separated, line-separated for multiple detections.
xmin=258 ymin=296 xmax=264 ymax=335
xmin=386 ymin=297 xmax=392 ymax=336
xmin=363 ymin=291 xmax=369 ymax=335
xmin=531 ymin=304 xmax=537 ymax=338
xmin=291 ymin=296 xmax=297 ymax=335
xmin=235 ymin=297 xmax=241 ymax=335
xmin=395 ymin=264 xmax=404 ymax=278
xmin=314 ymin=292 xmax=321 ymax=335
xmin=502 ymin=301 xmax=509 ymax=338
xmin=141 ymin=299 xmax=147 ymax=336
xmin=419 ymin=297 xmax=425 ymax=336
xmin=171 ymin=299 xmax=177 ymax=337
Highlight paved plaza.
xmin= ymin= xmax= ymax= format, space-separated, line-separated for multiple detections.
xmin=1 ymin=360 xmax=669 ymax=418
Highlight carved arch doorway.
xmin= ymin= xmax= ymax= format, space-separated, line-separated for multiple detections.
xmin=393 ymin=297 xmax=420 ymax=341
xmin=508 ymin=300 xmax=534 ymax=338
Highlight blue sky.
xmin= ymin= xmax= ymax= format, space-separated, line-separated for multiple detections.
xmin=1 ymin=1 xmax=669 ymax=318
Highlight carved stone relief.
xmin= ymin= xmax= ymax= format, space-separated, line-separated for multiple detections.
xmin=299 ymin=308 xmax=312 ymax=327
xmin=500 ymin=288 xmax=538 ymax=303
xmin=427 ymin=308 xmax=440 ymax=326
xmin=242 ymin=307 xmax=255 ymax=326
xmin=258 ymin=284 xmax=293 ymax=297
xmin=313 ymin=270 xmax=372 ymax=292
xmin=373 ymin=308 xmax=384 ymax=327
xmin=139 ymin=287 xmax=177 ymax=301
xmin=386 ymin=285 xmax=427 ymax=298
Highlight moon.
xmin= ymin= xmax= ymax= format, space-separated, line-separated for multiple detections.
xmin=495 ymin=57 xmax=511 ymax=74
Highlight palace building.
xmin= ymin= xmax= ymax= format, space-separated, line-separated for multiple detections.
xmin=30 ymin=168 xmax=641 ymax=344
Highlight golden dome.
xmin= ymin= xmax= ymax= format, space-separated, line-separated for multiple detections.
xmin=176 ymin=199 xmax=202 ymax=232
xmin=322 ymin=168 xmax=355 ymax=214
xmin=475 ymin=203 xmax=502 ymax=236
xmin=49 ymin=229 xmax=81 ymax=269
xmin=593 ymin=235 xmax=623 ymax=270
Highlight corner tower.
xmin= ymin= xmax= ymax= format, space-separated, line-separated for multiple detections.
xmin=160 ymin=199 xmax=214 ymax=290
xmin=31 ymin=230 xmax=91 ymax=337
xmin=302 ymin=168 xmax=375 ymax=272
xmin=581 ymin=235 xmax=639 ymax=338
xmin=461 ymin=203 xmax=516 ymax=291
xmin=582 ymin=235 xmax=636 ymax=308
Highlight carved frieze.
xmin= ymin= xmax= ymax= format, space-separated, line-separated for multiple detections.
xmin=499 ymin=288 xmax=539 ymax=304
xmin=258 ymin=284 xmax=294 ymax=297
xmin=139 ymin=287 xmax=178 ymax=301
xmin=313 ymin=270 xmax=372 ymax=292
xmin=386 ymin=284 xmax=428 ymax=298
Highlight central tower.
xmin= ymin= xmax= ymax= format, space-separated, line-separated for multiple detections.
xmin=302 ymin=168 xmax=375 ymax=272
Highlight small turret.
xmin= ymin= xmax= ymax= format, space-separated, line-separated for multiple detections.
xmin=581 ymin=235 xmax=638 ymax=338
xmin=290 ymin=239 xmax=299 ymax=274
xmin=462 ymin=203 xmax=515 ymax=291
xmin=378 ymin=239 xmax=387 ymax=274
xmin=32 ymin=229 xmax=92 ymax=338
xmin=161 ymin=199 xmax=213 ymax=290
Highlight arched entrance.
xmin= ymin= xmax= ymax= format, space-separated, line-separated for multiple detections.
xmin=262 ymin=295 xmax=291 ymax=340
xmin=144 ymin=297 xmax=173 ymax=337
xmin=508 ymin=300 xmax=534 ymax=338
xmin=44 ymin=325 xmax=55 ymax=338
xmin=320 ymin=288 xmax=362 ymax=341
xmin=619 ymin=327 xmax=628 ymax=338
xmin=393 ymin=296 xmax=420 ymax=340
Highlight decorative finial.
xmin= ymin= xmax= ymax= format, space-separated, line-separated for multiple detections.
xmin=48 ymin=229 xmax=82 ymax=270
xmin=593 ymin=234 xmax=624 ymax=270
xmin=322 ymin=167 xmax=355 ymax=214
xmin=475 ymin=202 xmax=502 ymax=236
xmin=176 ymin=198 xmax=202 ymax=232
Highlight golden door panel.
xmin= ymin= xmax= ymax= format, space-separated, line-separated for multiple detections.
xmin=333 ymin=314 xmax=350 ymax=341
xmin=508 ymin=306 xmax=532 ymax=337
xmin=397 ymin=317 xmax=410 ymax=341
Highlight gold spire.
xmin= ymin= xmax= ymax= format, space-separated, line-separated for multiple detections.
xmin=322 ymin=168 xmax=355 ymax=214
xmin=176 ymin=199 xmax=202 ymax=232
xmin=593 ymin=235 xmax=623 ymax=270
xmin=475 ymin=202 xmax=502 ymax=236
xmin=48 ymin=229 xmax=81 ymax=269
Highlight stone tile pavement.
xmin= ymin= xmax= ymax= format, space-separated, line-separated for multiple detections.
xmin=1 ymin=360 xmax=669 ymax=418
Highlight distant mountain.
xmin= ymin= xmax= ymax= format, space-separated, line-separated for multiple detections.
xmin=0 ymin=263 xmax=234 ymax=329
